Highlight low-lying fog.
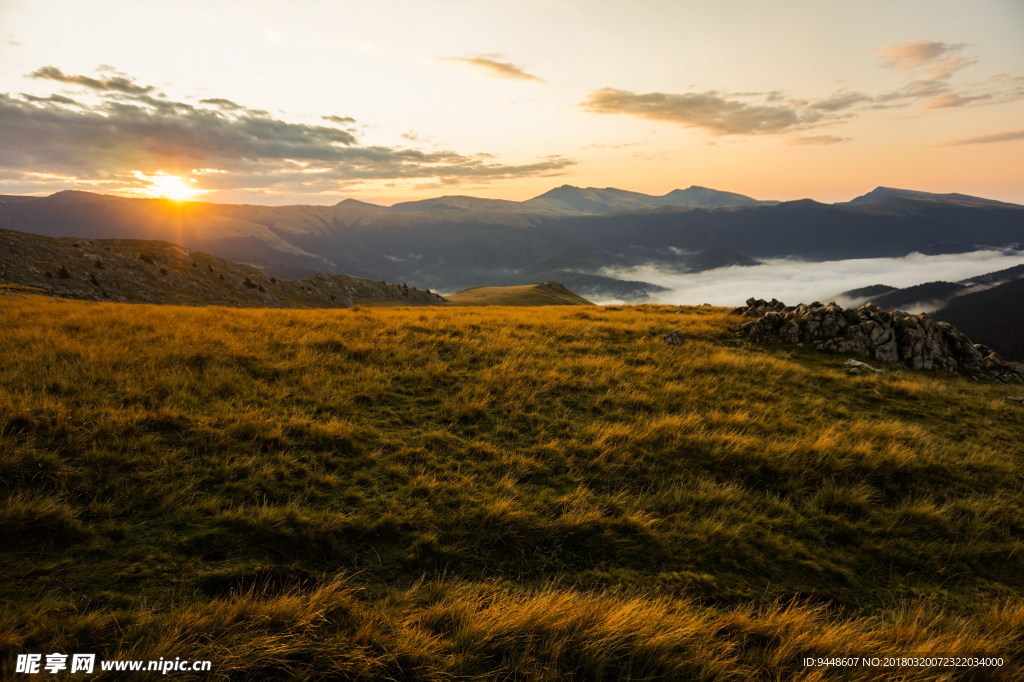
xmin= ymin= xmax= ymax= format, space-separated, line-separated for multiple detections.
xmin=599 ymin=250 xmax=1024 ymax=309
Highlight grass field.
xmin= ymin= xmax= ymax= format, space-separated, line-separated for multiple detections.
xmin=2 ymin=294 xmax=1022 ymax=679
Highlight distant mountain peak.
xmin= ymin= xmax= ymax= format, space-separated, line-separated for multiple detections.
xmin=48 ymin=189 xmax=104 ymax=200
xmin=524 ymin=184 xmax=768 ymax=214
xmin=334 ymin=198 xmax=383 ymax=208
xmin=845 ymin=187 xmax=1022 ymax=208
xmin=661 ymin=186 xmax=763 ymax=208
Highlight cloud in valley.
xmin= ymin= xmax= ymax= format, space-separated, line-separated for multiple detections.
xmin=437 ymin=56 xmax=544 ymax=82
xmin=600 ymin=251 xmax=1024 ymax=308
xmin=0 ymin=66 xmax=571 ymax=196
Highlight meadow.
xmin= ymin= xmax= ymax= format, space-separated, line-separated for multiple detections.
xmin=1 ymin=294 xmax=1022 ymax=680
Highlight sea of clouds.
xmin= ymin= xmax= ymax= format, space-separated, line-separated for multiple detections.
xmin=598 ymin=250 xmax=1024 ymax=309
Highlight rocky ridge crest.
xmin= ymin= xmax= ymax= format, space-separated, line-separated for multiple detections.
xmin=733 ymin=298 xmax=1024 ymax=383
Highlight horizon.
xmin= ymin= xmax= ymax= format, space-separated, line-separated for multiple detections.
xmin=0 ymin=1 xmax=1021 ymax=205
xmin=6 ymin=183 xmax=1021 ymax=210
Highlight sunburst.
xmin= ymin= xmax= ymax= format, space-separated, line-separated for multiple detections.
xmin=139 ymin=173 xmax=203 ymax=201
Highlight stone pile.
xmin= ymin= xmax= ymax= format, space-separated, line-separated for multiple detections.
xmin=733 ymin=298 xmax=1024 ymax=383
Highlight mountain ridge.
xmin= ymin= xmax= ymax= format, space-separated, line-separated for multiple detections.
xmin=2 ymin=185 xmax=1021 ymax=300
xmin=843 ymin=186 xmax=1023 ymax=209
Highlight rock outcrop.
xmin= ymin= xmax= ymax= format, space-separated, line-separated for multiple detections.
xmin=733 ymin=298 xmax=1024 ymax=383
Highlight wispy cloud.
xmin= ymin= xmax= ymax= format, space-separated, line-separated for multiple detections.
xmin=322 ymin=114 xmax=357 ymax=124
xmin=878 ymin=40 xmax=965 ymax=70
xmin=437 ymin=56 xmax=544 ymax=82
xmin=789 ymin=135 xmax=850 ymax=145
xmin=923 ymin=92 xmax=992 ymax=109
xmin=583 ymin=39 xmax=1021 ymax=136
xmin=945 ymin=129 xmax=1024 ymax=146
xmin=872 ymin=40 xmax=996 ymax=110
xmin=0 ymin=66 xmax=572 ymax=196
xmin=29 ymin=65 xmax=156 ymax=95
xmin=200 ymin=97 xmax=245 ymax=111
xmin=807 ymin=88 xmax=873 ymax=112
xmin=580 ymin=88 xmax=821 ymax=136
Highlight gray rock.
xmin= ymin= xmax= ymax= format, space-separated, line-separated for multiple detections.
xmin=732 ymin=298 xmax=1024 ymax=383
xmin=663 ymin=330 xmax=685 ymax=345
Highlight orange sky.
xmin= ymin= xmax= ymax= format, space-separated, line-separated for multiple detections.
xmin=0 ymin=0 xmax=1022 ymax=204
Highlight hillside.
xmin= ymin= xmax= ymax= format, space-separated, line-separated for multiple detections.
xmin=0 ymin=228 xmax=444 ymax=308
xmin=865 ymin=281 xmax=968 ymax=310
xmin=935 ymin=278 xmax=1024 ymax=361
xmin=445 ymin=281 xmax=594 ymax=306
xmin=2 ymin=296 xmax=1023 ymax=678
xmin=838 ymin=283 xmax=898 ymax=303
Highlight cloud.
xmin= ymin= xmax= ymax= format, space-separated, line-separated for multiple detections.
xmin=29 ymin=65 xmax=156 ymax=95
xmin=323 ymin=114 xmax=357 ymax=124
xmin=437 ymin=56 xmax=544 ymax=82
xmin=923 ymin=92 xmax=992 ymax=109
xmin=200 ymin=97 xmax=245 ymax=110
xmin=807 ymin=88 xmax=873 ymax=112
xmin=945 ymin=129 xmax=1024 ymax=146
xmin=599 ymin=251 xmax=1024 ymax=308
xmin=877 ymin=41 xmax=971 ymax=73
xmin=872 ymin=78 xmax=951 ymax=105
xmin=878 ymin=41 xmax=959 ymax=68
xmin=583 ymin=39 xmax=1021 ymax=136
xmin=789 ymin=135 xmax=850 ymax=145
xmin=21 ymin=93 xmax=79 ymax=106
xmin=580 ymin=88 xmax=824 ymax=135
xmin=0 ymin=66 xmax=572 ymax=196
xmin=924 ymin=56 xmax=978 ymax=80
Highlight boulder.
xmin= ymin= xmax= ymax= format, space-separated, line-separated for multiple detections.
xmin=663 ymin=330 xmax=685 ymax=345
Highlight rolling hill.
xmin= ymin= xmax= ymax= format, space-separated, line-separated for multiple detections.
xmin=444 ymin=281 xmax=594 ymax=306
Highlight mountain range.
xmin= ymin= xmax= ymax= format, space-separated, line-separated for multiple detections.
xmin=1 ymin=185 xmax=1022 ymax=301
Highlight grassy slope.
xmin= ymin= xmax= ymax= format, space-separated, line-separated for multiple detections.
xmin=0 ymin=228 xmax=444 ymax=309
xmin=1 ymin=295 xmax=1023 ymax=679
xmin=445 ymin=282 xmax=594 ymax=306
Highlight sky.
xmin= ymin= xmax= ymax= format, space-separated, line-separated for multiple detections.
xmin=1 ymin=0 xmax=1022 ymax=205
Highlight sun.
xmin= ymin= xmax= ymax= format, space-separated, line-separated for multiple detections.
xmin=140 ymin=173 xmax=203 ymax=201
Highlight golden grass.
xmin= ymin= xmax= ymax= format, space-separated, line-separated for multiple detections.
xmin=2 ymin=578 xmax=1018 ymax=680
xmin=2 ymin=295 xmax=1023 ymax=679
